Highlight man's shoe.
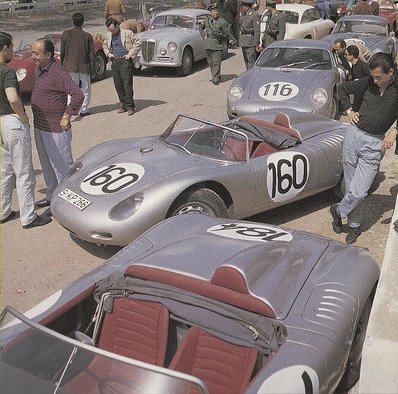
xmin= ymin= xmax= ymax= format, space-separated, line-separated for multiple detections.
xmin=79 ymin=112 xmax=91 ymax=117
xmin=117 ymin=108 xmax=126 ymax=114
xmin=37 ymin=199 xmax=51 ymax=208
xmin=330 ymin=204 xmax=342 ymax=234
xmin=0 ymin=210 xmax=17 ymax=224
xmin=127 ymin=108 xmax=135 ymax=116
xmin=346 ymin=226 xmax=362 ymax=244
xmin=23 ymin=215 xmax=52 ymax=229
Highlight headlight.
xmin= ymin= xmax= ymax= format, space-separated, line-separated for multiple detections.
xmin=312 ymin=89 xmax=327 ymax=105
xmin=160 ymin=47 xmax=167 ymax=55
xmin=67 ymin=161 xmax=83 ymax=176
xmin=16 ymin=68 xmax=27 ymax=82
xmin=168 ymin=42 xmax=177 ymax=53
xmin=229 ymin=86 xmax=243 ymax=101
xmin=109 ymin=192 xmax=143 ymax=221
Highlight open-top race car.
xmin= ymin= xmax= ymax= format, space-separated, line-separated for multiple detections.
xmin=51 ymin=109 xmax=349 ymax=246
xmin=0 ymin=214 xmax=379 ymax=393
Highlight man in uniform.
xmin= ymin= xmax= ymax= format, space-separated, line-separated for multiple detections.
xmin=216 ymin=0 xmax=239 ymax=43
xmin=240 ymin=0 xmax=261 ymax=70
xmin=260 ymin=0 xmax=286 ymax=50
xmin=200 ymin=4 xmax=230 ymax=85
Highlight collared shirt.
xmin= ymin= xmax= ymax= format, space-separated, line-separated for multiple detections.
xmin=31 ymin=60 xmax=83 ymax=132
xmin=111 ymin=30 xmax=128 ymax=57
xmin=0 ymin=63 xmax=20 ymax=116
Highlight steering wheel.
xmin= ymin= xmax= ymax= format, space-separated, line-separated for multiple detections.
xmin=209 ymin=136 xmax=240 ymax=160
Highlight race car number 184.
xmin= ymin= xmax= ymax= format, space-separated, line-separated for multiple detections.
xmin=267 ymin=152 xmax=309 ymax=202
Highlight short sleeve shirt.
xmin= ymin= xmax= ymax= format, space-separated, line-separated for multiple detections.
xmin=0 ymin=63 xmax=20 ymax=115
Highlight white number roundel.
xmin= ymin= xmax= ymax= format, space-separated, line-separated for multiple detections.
xmin=80 ymin=163 xmax=145 ymax=195
xmin=259 ymin=82 xmax=299 ymax=101
xmin=267 ymin=152 xmax=309 ymax=203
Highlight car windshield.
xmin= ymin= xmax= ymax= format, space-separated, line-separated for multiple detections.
xmin=334 ymin=20 xmax=387 ymax=36
xmin=160 ymin=115 xmax=249 ymax=162
xmin=256 ymin=47 xmax=332 ymax=69
xmin=150 ymin=14 xmax=195 ymax=29
xmin=0 ymin=307 xmax=206 ymax=394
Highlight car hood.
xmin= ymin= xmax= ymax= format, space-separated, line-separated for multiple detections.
xmin=73 ymin=136 xmax=205 ymax=195
xmin=243 ymin=68 xmax=329 ymax=103
xmin=138 ymin=28 xmax=192 ymax=42
xmin=325 ymin=33 xmax=386 ymax=49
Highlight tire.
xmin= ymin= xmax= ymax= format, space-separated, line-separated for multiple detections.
xmin=168 ymin=188 xmax=228 ymax=217
xmin=92 ymin=51 xmax=107 ymax=81
xmin=336 ymin=298 xmax=372 ymax=392
xmin=331 ymin=93 xmax=339 ymax=120
xmin=176 ymin=48 xmax=193 ymax=77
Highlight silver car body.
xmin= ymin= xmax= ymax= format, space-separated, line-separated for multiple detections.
xmin=1 ymin=214 xmax=380 ymax=393
xmin=261 ymin=4 xmax=335 ymax=40
xmin=137 ymin=8 xmax=209 ymax=74
xmin=321 ymin=15 xmax=398 ymax=59
xmin=51 ymin=109 xmax=347 ymax=246
xmin=227 ymin=39 xmax=346 ymax=119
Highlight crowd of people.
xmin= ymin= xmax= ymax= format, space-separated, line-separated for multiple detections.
xmin=0 ymin=0 xmax=397 ymax=245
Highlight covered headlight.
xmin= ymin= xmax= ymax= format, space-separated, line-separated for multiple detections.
xmin=16 ymin=68 xmax=27 ymax=82
xmin=168 ymin=42 xmax=177 ymax=53
xmin=312 ymin=89 xmax=327 ymax=105
xmin=229 ymin=86 xmax=243 ymax=101
xmin=67 ymin=161 xmax=83 ymax=176
xmin=109 ymin=192 xmax=143 ymax=221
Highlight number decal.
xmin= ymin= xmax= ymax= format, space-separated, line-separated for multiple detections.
xmin=259 ymin=82 xmax=299 ymax=101
xmin=207 ymin=223 xmax=293 ymax=242
xmin=267 ymin=152 xmax=309 ymax=202
xmin=80 ymin=163 xmax=144 ymax=195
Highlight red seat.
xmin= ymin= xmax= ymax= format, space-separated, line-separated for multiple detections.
xmin=169 ymin=326 xmax=257 ymax=394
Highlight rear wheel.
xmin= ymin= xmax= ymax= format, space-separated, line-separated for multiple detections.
xmin=176 ymin=48 xmax=193 ymax=77
xmin=92 ymin=51 xmax=107 ymax=81
xmin=168 ymin=188 xmax=228 ymax=217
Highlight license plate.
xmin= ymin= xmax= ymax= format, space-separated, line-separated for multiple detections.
xmin=58 ymin=188 xmax=91 ymax=211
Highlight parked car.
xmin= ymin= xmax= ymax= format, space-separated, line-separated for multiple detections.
xmin=379 ymin=0 xmax=398 ymax=32
xmin=136 ymin=8 xmax=227 ymax=76
xmin=51 ymin=108 xmax=349 ymax=246
xmin=8 ymin=33 xmax=108 ymax=93
xmin=261 ymin=3 xmax=335 ymax=40
xmin=228 ymin=39 xmax=347 ymax=119
xmin=322 ymin=15 xmax=397 ymax=59
xmin=0 ymin=213 xmax=379 ymax=393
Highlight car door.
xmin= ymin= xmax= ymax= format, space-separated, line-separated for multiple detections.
xmin=191 ymin=13 xmax=208 ymax=60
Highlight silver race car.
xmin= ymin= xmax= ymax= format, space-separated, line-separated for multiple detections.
xmin=227 ymin=39 xmax=347 ymax=119
xmin=51 ymin=109 xmax=349 ymax=246
xmin=0 ymin=214 xmax=379 ymax=394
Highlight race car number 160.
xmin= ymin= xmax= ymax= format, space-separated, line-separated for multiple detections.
xmin=267 ymin=152 xmax=309 ymax=202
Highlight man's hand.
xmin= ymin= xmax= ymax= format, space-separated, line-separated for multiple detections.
xmin=60 ymin=114 xmax=70 ymax=131
xmin=347 ymin=110 xmax=359 ymax=124
xmin=382 ymin=128 xmax=398 ymax=150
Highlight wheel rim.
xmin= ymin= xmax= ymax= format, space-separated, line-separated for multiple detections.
xmin=95 ymin=56 xmax=106 ymax=78
xmin=174 ymin=203 xmax=215 ymax=216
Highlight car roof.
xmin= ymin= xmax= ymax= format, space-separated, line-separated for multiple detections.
xmin=277 ymin=3 xmax=314 ymax=12
xmin=338 ymin=14 xmax=389 ymax=23
xmin=267 ymin=38 xmax=332 ymax=51
xmin=153 ymin=8 xmax=210 ymax=17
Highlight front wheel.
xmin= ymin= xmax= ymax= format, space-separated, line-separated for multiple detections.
xmin=176 ymin=48 xmax=193 ymax=77
xmin=168 ymin=188 xmax=228 ymax=217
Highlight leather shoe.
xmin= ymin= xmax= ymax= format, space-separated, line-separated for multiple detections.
xmin=23 ymin=215 xmax=51 ymax=229
xmin=0 ymin=210 xmax=17 ymax=224
xmin=127 ymin=108 xmax=135 ymax=116
xmin=37 ymin=199 xmax=51 ymax=208
xmin=330 ymin=204 xmax=342 ymax=234
xmin=346 ymin=226 xmax=362 ymax=244
xmin=117 ymin=108 xmax=126 ymax=114
xmin=79 ymin=112 xmax=91 ymax=117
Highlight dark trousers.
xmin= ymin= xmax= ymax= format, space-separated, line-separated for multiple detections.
xmin=242 ymin=46 xmax=257 ymax=70
xmin=111 ymin=58 xmax=135 ymax=109
xmin=206 ymin=49 xmax=223 ymax=84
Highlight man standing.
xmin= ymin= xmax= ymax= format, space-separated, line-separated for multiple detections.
xmin=216 ymin=0 xmax=239 ymax=42
xmin=103 ymin=18 xmax=141 ymax=115
xmin=104 ymin=0 xmax=126 ymax=24
xmin=332 ymin=38 xmax=351 ymax=72
xmin=261 ymin=0 xmax=286 ymax=50
xmin=0 ymin=32 xmax=51 ymax=228
xmin=31 ymin=38 xmax=83 ymax=207
xmin=200 ymin=4 xmax=230 ymax=85
xmin=331 ymin=53 xmax=398 ymax=244
xmin=353 ymin=0 xmax=374 ymax=15
xmin=345 ymin=45 xmax=370 ymax=80
xmin=61 ymin=12 xmax=95 ymax=117
xmin=240 ymin=0 xmax=261 ymax=70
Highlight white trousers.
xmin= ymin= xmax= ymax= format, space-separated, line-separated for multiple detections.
xmin=0 ymin=114 xmax=36 ymax=225
xmin=34 ymin=127 xmax=73 ymax=201
xmin=69 ymin=72 xmax=91 ymax=114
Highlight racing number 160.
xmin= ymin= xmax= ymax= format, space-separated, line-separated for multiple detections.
xmin=268 ymin=154 xmax=308 ymax=199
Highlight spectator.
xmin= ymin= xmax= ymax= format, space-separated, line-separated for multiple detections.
xmin=260 ymin=0 xmax=286 ymax=50
xmin=346 ymin=44 xmax=370 ymax=80
xmin=120 ymin=18 xmax=147 ymax=33
xmin=61 ymin=12 xmax=95 ymax=117
xmin=216 ymin=0 xmax=240 ymax=42
xmin=332 ymin=53 xmax=398 ymax=244
xmin=370 ymin=1 xmax=379 ymax=15
xmin=0 ymin=32 xmax=51 ymax=229
xmin=332 ymin=38 xmax=351 ymax=72
xmin=353 ymin=0 xmax=373 ymax=15
xmin=31 ymin=38 xmax=83 ymax=208
xmin=200 ymin=3 xmax=230 ymax=85
xmin=315 ymin=0 xmax=331 ymax=19
xmin=103 ymin=18 xmax=141 ymax=115
xmin=104 ymin=0 xmax=126 ymax=24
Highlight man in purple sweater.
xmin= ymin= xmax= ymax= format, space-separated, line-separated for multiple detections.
xmin=31 ymin=38 xmax=83 ymax=207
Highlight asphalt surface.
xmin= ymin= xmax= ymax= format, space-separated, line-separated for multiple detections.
xmin=1 ymin=7 xmax=397 ymax=323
